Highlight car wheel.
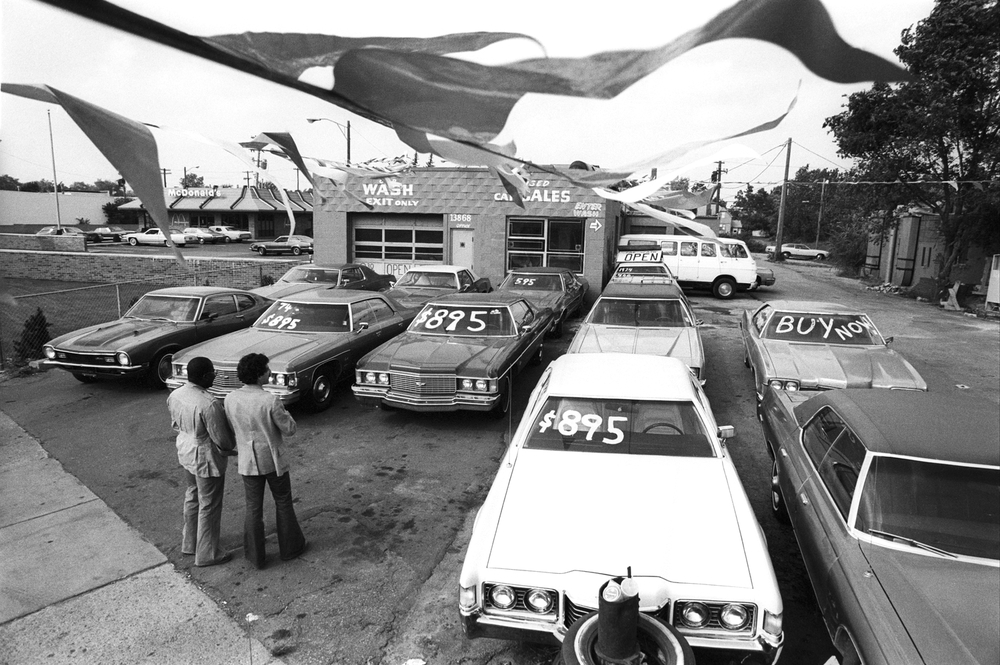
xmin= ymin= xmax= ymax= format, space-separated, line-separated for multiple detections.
xmin=257 ymin=247 xmax=267 ymax=256
xmin=72 ymin=373 xmax=98 ymax=384
xmin=223 ymin=236 xmax=231 ymax=243
xmin=145 ymin=351 xmax=172 ymax=389
xmin=781 ymin=251 xmax=791 ymax=259
xmin=530 ymin=344 xmax=544 ymax=366
xmin=560 ymin=612 xmax=694 ymax=665
xmin=771 ymin=457 xmax=791 ymax=524
xmin=304 ymin=366 xmax=336 ymax=412
xmin=711 ymin=277 xmax=736 ymax=299
xmin=816 ymin=253 xmax=828 ymax=260
xmin=490 ymin=380 xmax=511 ymax=420
xmin=292 ymin=246 xmax=303 ymax=256
xmin=199 ymin=238 xmax=206 ymax=244
xmin=128 ymin=237 xmax=138 ymax=246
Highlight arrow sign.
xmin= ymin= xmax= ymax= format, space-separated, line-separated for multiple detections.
xmin=589 ymin=220 xmax=603 ymax=231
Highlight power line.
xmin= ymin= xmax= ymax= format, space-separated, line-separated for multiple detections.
xmin=791 ymin=140 xmax=847 ymax=170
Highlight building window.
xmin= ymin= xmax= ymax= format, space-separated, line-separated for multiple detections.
xmin=353 ymin=227 xmax=444 ymax=261
xmin=506 ymin=217 xmax=585 ymax=273
xmin=220 ymin=213 xmax=249 ymax=231
xmin=257 ymin=214 xmax=275 ymax=238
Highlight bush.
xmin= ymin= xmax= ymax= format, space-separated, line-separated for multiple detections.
xmin=13 ymin=307 xmax=51 ymax=365
xmin=743 ymin=238 xmax=768 ymax=253
xmin=260 ymin=273 xmax=276 ymax=287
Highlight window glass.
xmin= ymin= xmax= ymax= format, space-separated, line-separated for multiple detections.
xmin=588 ymin=298 xmax=689 ymax=327
xmin=506 ymin=218 xmax=585 ymax=273
xmin=254 ymin=301 xmax=350 ymax=332
xmin=395 ymin=270 xmax=457 ymax=288
xmin=509 ymin=300 xmax=531 ymax=325
xmin=126 ymin=295 xmax=200 ymax=322
xmin=342 ymin=268 xmax=362 ymax=283
xmin=816 ymin=424 xmax=867 ymax=518
xmin=501 ymin=273 xmax=563 ymax=291
xmin=352 ymin=300 xmax=376 ymax=328
xmin=509 ymin=219 xmax=545 ymax=237
xmin=367 ymin=299 xmax=394 ymax=321
xmin=802 ymin=408 xmax=845 ymax=469
xmin=680 ymin=242 xmax=698 ymax=257
xmin=235 ymin=295 xmax=257 ymax=312
xmin=661 ymin=241 xmax=678 ymax=256
xmin=410 ymin=304 xmax=513 ymax=336
xmin=202 ymin=295 xmax=238 ymax=319
xmin=701 ymin=243 xmax=717 ymax=257
xmin=764 ymin=313 xmax=882 ymax=345
xmin=458 ymin=271 xmax=474 ymax=289
xmin=752 ymin=305 xmax=772 ymax=333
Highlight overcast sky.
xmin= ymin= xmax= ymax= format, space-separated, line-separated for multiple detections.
xmin=1 ymin=0 xmax=934 ymax=197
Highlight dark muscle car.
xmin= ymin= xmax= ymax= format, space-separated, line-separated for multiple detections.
xmin=496 ymin=267 xmax=588 ymax=337
xmin=760 ymin=388 xmax=999 ymax=665
xmin=386 ymin=265 xmax=492 ymax=310
xmin=41 ymin=286 xmax=272 ymax=388
xmin=167 ymin=289 xmax=416 ymax=411
xmin=740 ymin=300 xmax=926 ymax=410
xmin=249 ymin=234 xmax=314 ymax=256
xmin=253 ymin=263 xmax=396 ymax=300
xmin=353 ymin=293 xmax=554 ymax=416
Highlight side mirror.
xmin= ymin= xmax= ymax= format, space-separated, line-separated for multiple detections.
xmin=718 ymin=425 xmax=735 ymax=440
xmin=696 ymin=319 xmax=705 ymax=326
xmin=356 ymin=321 xmax=370 ymax=332
xmin=520 ymin=323 xmax=534 ymax=335
xmin=885 ymin=336 xmax=894 ymax=346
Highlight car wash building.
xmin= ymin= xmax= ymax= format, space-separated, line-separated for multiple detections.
xmin=312 ymin=167 xmax=621 ymax=302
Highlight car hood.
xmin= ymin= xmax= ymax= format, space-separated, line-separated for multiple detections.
xmin=366 ymin=334 xmax=510 ymax=375
xmin=49 ymin=318 xmax=186 ymax=351
xmin=177 ymin=328 xmax=334 ymax=368
xmin=568 ymin=325 xmax=703 ymax=366
xmin=387 ymin=286 xmax=454 ymax=307
xmin=861 ymin=541 xmax=999 ymax=665
xmin=761 ymin=341 xmax=926 ymax=390
xmin=251 ymin=282 xmax=325 ymax=300
xmin=488 ymin=450 xmax=752 ymax=588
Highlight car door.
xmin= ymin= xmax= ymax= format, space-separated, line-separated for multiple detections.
xmin=743 ymin=304 xmax=773 ymax=394
xmin=697 ymin=241 xmax=721 ymax=283
xmin=273 ymin=236 xmax=289 ymax=252
xmin=676 ymin=240 xmax=700 ymax=282
xmin=196 ymin=294 xmax=246 ymax=339
xmin=509 ymin=300 xmax=542 ymax=375
xmin=142 ymin=229 xmax=160 ymax=244
xmin=348 ymin=299 xmax=393 ymax=361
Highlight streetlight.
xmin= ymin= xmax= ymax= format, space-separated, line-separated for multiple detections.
xmin=307 ymin=117 xmax=351 ymax=163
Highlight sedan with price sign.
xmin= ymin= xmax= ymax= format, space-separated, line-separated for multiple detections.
xmin=353 ymin=292 xmax=554 ymax=417
xmin=458 ymin=353 xmax=784 ymax=663
xmin=496 ymin=267 xmax=588 ymax=338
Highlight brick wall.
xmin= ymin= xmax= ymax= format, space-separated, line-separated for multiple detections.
xmin=1 ymin=233 xmax=87 ymax=252
xmin=0 ymin=249 xmax=293 ymax=290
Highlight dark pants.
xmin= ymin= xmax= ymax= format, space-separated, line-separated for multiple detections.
xmin=242 ymin=472 xmax=305 ymax=568
xmin=182 ymin=470 xmax=227 ymax=566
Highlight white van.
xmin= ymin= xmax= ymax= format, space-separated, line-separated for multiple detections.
xmin=617 ymin=234 xmax=757 ymax=299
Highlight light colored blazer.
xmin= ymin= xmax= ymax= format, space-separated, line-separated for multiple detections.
xmin=224 ymin=384 xmax=297 ymax=476
xmin=167 ymin=382 xmax=235 ymax=477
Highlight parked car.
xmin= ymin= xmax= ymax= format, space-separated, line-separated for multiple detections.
xmin=740 ymin=300 xmax=926 ymax=409
xmin=208 ymin=225 xmax=252 ymax=243
xmin=35 ymin=226 xmax=102 ymax=242
xmin=617 ymin=234 xmax=757 ymax=299
xmin=249 ymin=234 xmax=314 ymax=256
xmin=764 ymin=243 xmax=829 ymax=260
xmin=496 ymin=267 xmax=588 ymax=337
xmin=182 ymin=227 xmax=225 ymax=244
xmin=92 ymin=226 xmax=128 ymax=242
xmin=387 ymin=264 xmax=492 ymax=309
xmin=609 ymin=261 xmax=676 ymax=283
xmin=459 ymin=353 xmax=784 ymax=662
xmin=40 ymin=286 xmax=272 ymax=388
xmin=759 ymin=388 xmax=999 ymax=665
xmin=123 ymin=228 xmax=196 ymax=247
xmin=750 ymin=266 xmax=776 ymax=291
xmin=353 ymin=292 xmax=553 ymax=416
xmin=168 ymin=289 xmax=416 ymax=411
xmin=568 ymin=277 xmax=706 ymax=383
xmin=253 ymin=263 xmax=397 ymax=300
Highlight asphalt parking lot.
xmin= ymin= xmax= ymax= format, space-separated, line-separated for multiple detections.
xmin=1 ymin=259 xmax=997 ymax=665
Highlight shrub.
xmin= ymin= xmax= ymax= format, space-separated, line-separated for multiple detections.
xmin=260 ymin=273 xmax=276 ymax=287
xmin=13 ymin=307 xmax=51 ymax=365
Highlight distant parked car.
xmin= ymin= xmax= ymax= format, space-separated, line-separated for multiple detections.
xmin=387 ymin=265 xmax=492 ymax=309
xmin=253 ymin=263 xmax=397 ymax=300
xmin=41 ymin=286 xmax=272 ymax=388
xmin=250 ymin=235 xmax=314 ymax=256
xmin=35 ymin=226 xmax=102 ymax=242
xmin=182 ymin=227 xmax=225 ymax=244
xmin=496 ymin=267 xmax=588 ymax=337
xmin=123 ymin=228 xmax=196 ymax=247
xmin=208 ymin=225 xmax=252 ymax=243
xmin=92 ymin=226 xmax=128 ymax=242
xmin=750 ymin=266 xmax=776 ymax=291
xmin=764 ymin=243 xmax=829 ymax=260
xmin=760 ymin=388 xmax=999 ymax=665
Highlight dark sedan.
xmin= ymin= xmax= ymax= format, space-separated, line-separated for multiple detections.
xmin=353 ymin=292 xmax=554 ymax=417
xmin=41 ymin=286 xmax=272 ymax=388
xmin=167 ymin=289 xmax=416 ymax=411
xmin=387 ymin=265 xmax=492 ymax=310
xmin=250 ymin=234 xmax=314 ymax=256
xmin=760 ymin=388 xmax=999 ymax=665
xmin=36 ymin=226 xmax=102 ymax=242
xmin=496 ymin=266 xmax=588 ymax=337
xmin=253 ymin=263 xmax=396 ymax=300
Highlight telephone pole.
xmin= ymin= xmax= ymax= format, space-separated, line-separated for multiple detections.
xmin=773 ymin=138 xmax=792 ymax=262
xmin=160 ymin=168 xmax=171 ymax=187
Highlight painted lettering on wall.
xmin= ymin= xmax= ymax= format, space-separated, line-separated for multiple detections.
xmin=494 ymin=189 xmax=571 ymax=203
xmin=359 ymin=260 xmax=418 ymax=277
xmin=449 ymin=214 xmax=474 ymax=223
xmin=167 ymin=188 xmax=216 ymax=198
xmin=361 ymin=179 xmax=419 ymax=207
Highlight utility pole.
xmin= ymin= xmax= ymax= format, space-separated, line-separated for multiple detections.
xmin=160 ymin=168 xmax=171 ymax=187
xmin=243 ymin=171 xmax=253 ymax=188
xmin=712 ymin=161 xmax=727 ymax=215
xmin=346 ymin=120 xmax=351 ymax=164
xmin=773 ymin=138 xmax=792 ymax=262
xmin=46 ymin=110 xmax=62 ymax=229
xmin=815 ymin=179 xmax=827 ymax=247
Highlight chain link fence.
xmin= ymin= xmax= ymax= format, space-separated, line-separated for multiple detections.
xmin=0 ymin=267 xmax=247 ymax=368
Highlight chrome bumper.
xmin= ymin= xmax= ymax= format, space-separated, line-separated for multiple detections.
xmin=353 ymin=385 xmax=498 ymax=412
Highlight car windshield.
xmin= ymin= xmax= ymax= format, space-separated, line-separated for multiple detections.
xmin=395 ymin=271 xmax=458 ymax=289
xmin=253 ymin=301 xmax=350 ymax=333
xmin=409 ymin=304 xmax=513 ymax=336
xmin=288 ymin=236 xmax=312 ymax=243
xmin=856 ymin=456 xmax=999 ymax=560
xmin=524 ymin=398 xmax=715 ymax=457
xmin=501 ymin=274 xmax=563 ymax=291
xmin=588 ymin=298 xmax=690 ymax=327
xmin=281 ymin=267 xmax=341 ymax=284
xmin=764 ymin=312 xmax=882 ymax=345
xmin=125 ymin=295 xmax=200 ymax=322
xmin=614 ymin=265 xmax=668 ymax=276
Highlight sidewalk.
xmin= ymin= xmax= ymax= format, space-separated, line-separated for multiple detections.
xmin=0 ymin=411 xmax=284 ymax=665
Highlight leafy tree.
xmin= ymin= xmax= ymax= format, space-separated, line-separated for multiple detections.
xmin=20 ymin=179 xmax=60 ymax=193
xmin=69 ymin=181 xmax=100 ymax=192
xmin=180 ymin=172 xmax=205 ymax=188
xmin=824 ymin=0 xmax=1000 ymax=289
xmin=0 ymin=174 xmax=22 ymax=191
xmin=729 ymin=184 xmax=778 ymax=234
xmin=102 ymin=197 xmax=136 ymax=225
xmin=93 ymin=178 xmax=124 ymax=194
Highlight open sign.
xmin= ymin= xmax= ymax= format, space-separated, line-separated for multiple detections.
xmin=616 ymin=250 xmax=662 ymax=263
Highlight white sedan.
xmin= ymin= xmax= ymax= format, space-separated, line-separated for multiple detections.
xmin=764 ymin=243 xmax=829 ymax=260
xmin=123 ymin=228 xmax=196 ymax=247
xmin=459 ymin=353 xmax=784 ymax=663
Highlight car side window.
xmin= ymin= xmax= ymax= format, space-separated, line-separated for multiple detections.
xmin=752 ymin=305 xmax=772 ymax=333
xmin=701 ymin=243 xmax=717 ymax=257
xmin=352 ymin=300 xmax=376 ymax=328
xmin=802 ymin=408 xmax=843 ymax=468
xmin=275 ymin=236 xmax=288 ymax=243
xmin=342 ymin=267 xmax=362 ymax=284
xmin=509 ymin=301 xmax=531 ymax=326
xmin=235 ymin=295 xmax=257 ymax=312
xmin=202 ymin=295 xmax=238 ymax=319
xmin=458 ymin=271 xmax=474 ymax=289
xmin=680 ymin=242 xmax=697 ymax=257
xmin=367 ymin=299 xmax=394 ymax=321
xmin=817 ymin=425 xmax=866 ymax=519
xmin=661 ymin=241 xmax=678 ymax=256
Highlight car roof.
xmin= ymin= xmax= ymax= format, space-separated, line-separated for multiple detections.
xmin=547 ymin=354 xmax=699 ymax=401
xmin=145 ymin=286 xmax=254 ymax=297
xmin=599 ymin=281 xmax=687 ymax=299
xmin=507 ymin=267 xmax=571 ymax=275
xmin=762 ymin=300 xmax=861 ymax=314
xmin=428 ymin=292 xmax=526 ymax=307
xmin=402 ymin=265 xmax=467 ymax=273
xmin=281 ymin=288 xmax=386 ymax=304
xmin=794 ymin=390 xmax=1000 ymax=466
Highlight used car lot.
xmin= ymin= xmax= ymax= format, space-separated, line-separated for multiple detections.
xmin=2 ymin=261 xmax=997 ymax=665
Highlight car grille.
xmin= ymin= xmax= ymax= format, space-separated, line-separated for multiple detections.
xmin=389 ymin=372 xmax=455 ymax=395
xmin=52 ymin=350 xmax=123 ymax=366
xmin=212 ymin=368 xmax=243 ymax=391
xmin=564 ymin=596 xmax=672 ymax=629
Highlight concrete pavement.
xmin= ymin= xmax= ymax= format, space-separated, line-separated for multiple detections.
xmin=0 ymin=411 xmax=285 ymax=665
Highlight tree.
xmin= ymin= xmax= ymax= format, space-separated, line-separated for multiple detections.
xmin=180 ymin=172 xmax=205 ymax=188
xmin=20 ymin=179 xmax=59 ymax=193
xmin=69 ymin=181 xmax=100 ymax=192
xmin=103 ymin=197 xmax=136 ymax=225
xmin=0 ymin=175 xmax=22 ymax=191
xmin=93 ymin=178 xmax=122 ymax=194
xmin=728 ymin=184 xmax=778 ymax=234
xmin=824 ymin=0 xmax=1000 ymax=289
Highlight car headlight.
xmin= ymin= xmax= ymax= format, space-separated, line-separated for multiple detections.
xmin=785 ymin=381 xmax=799 ymax=391
xmin=44 ymin=346 xmax=55 ymax=359
xmin=475 ymin=379 xmax=488 ymax=392
xmin=763 ymin=610 xmax=782 ymax=636
xmin=365 ymin=372 xmax=377 ymax=384
xmin=489 ymin=585 xmax=516 ymax=610
xmin=768 ymin=379 xmax=799 ymax=391
xmin=719 ymin=603 xmax=750 ymax=630
xmin=679 ymin=602 xmax=709 ymax=628
xmin=378 ymin=373 xmax=389 ymax=385
xmin=525 ymin=589 xmax=555 ymax=614
xmin=268 ymin=372 xmax=296 ymax=388
xmin=172 ymin=362 xmax=187 ymax=378
xmin=116 ymin=352 xmax=130 ymax=366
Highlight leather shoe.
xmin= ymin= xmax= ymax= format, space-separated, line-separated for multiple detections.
xmin=281 ymin=541 xmax=309 ymax=561
xmin=194 ymin=552 xmax=232 ymax=567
